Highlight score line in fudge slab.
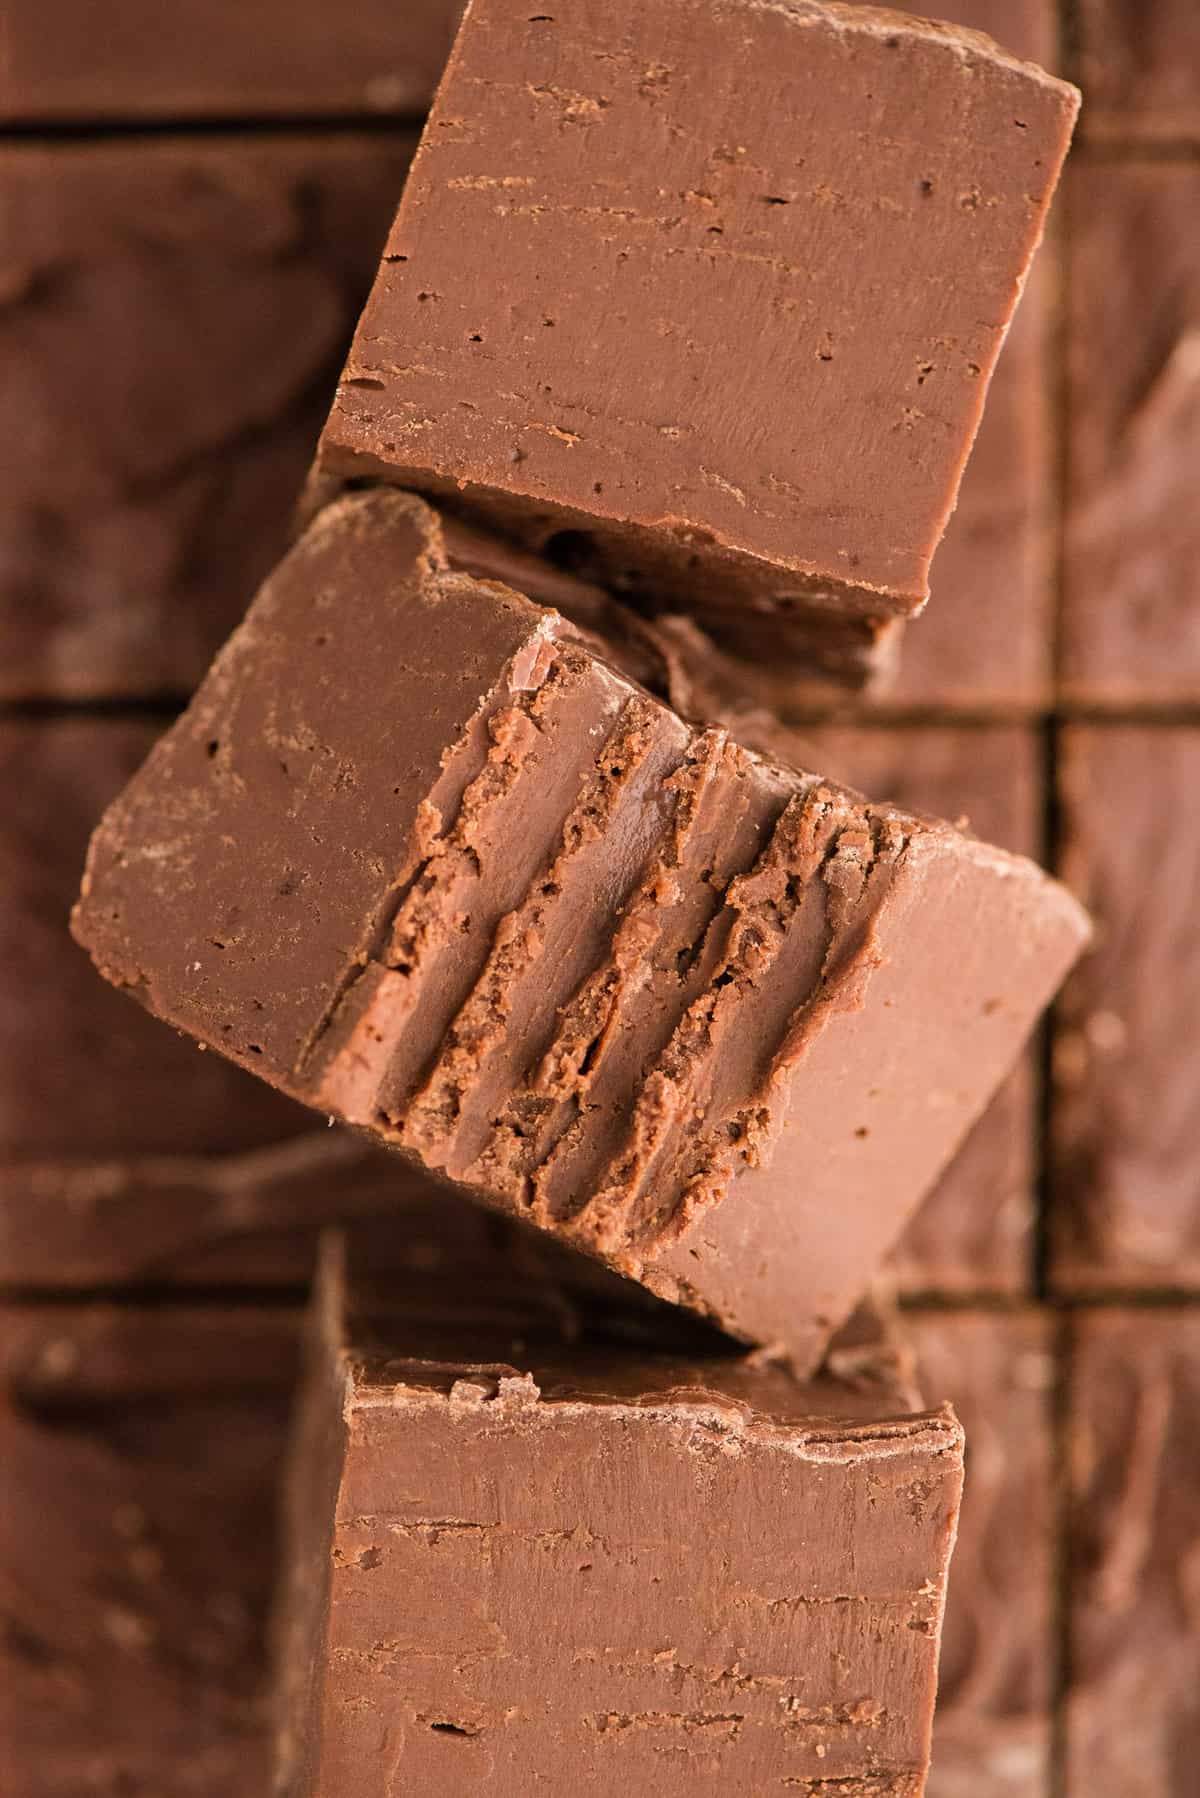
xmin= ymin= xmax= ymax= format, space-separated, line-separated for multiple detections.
xmin=274 ymin=1237 xmax=963 ymax=1798
xmin=73 ymin=491 xmax=1088 ymax=1372
xmin=319 ymin=0 xmax=1078 ymax=633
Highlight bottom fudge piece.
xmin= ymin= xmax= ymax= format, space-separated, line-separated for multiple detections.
xmin=274 ymin=1241 xmax=964 ymax=1797
xmin=74 ymin=490 xmax=1088 ymax=1370
xmin=0 ymin=1302 xmax=301 ymax=1798
xmin=1064 ymin=1309 xmax=1200 ymax=1798
xmin=909 ymin=1311 xmax=1057 ymax=1798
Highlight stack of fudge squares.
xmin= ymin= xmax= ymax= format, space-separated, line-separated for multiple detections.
xmin=56 ymin=2 xmax=1094 ymax=1793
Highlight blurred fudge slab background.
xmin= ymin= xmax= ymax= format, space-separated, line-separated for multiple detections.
xmin=0 ymin=1 xmax=463 ymax=123
xmin=2 ymin=0 xmax=1200 ymax=1795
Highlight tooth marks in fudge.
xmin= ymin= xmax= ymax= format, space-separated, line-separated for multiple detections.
xmin=397 ymin=692 xmax=693 ymax=1179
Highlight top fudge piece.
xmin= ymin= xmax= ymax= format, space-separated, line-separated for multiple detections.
xmin=319 ymin=0 xmax=1078 ymax=622
xmin=73 ymin=491 xmax=1087 ymax=1371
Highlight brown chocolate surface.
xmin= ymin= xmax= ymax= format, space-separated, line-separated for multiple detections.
xmin=1065 ymin=1309 xmax=1200 ymax=1797
xmin=0 ymin=1302 xmax=301 ymax=1797
xmin=274 ymin=1242 xmax=963 ymax=1797
xmin=1062 ymin=162 xmax=1200 ymax=705
xmin=1052 ymin=727 xmax=1200 ymax=1291
xmin=909 ymin=1310 xmax=1057 ymax=1798
xmin=1078 ymin=0 xmax=1200 ymax=142
xmin=0 ymin=135 xmax=414 ymax=701
xmin=320 ymin=0 xmax=1076 ymax=625
xmin=883 ymin=270 xmax=1053 ymax=711
xmin=795 ymin=725 xmax=1042 ymax=1293
xmin=72 ymin=492 xmax=1087 ymax=1368
xmin=0 ymin=1 xmax=462 ymax=123
xmin=0 ymin=714 xmax=453 ymax=1290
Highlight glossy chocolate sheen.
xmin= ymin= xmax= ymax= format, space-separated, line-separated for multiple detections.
xmin=1061 ymin=163 xmax=1200 ymax=706
xmin=794 ymin=724 xmax=1042 ymax=1294
xmin=0 ymin=135 xmax=415 ymax=701
xmin=0 ymin=1302 xmax=301 ymax=1798
xmin=320 ymin=0 xmax=1077 ymax=623
xmin=72 ymin=492 xmax=1088 ymax=1368
xmin=1065 ymin=1310 xmax=1200 ymax=1797
xmin=274 ymin=1241 xmax=963 ymax=1797
xmin=1052 ymin=727 xmax=1200 ymax=1292
xmin=0 ymin=0 xmax=462 ymax=123
xmin=909 ymin=1311 xmax=1057 ymax=1798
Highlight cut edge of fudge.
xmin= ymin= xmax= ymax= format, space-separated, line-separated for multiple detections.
xmin=72 ymin=489 xmax=1089 ymax=1368
xmin=272 ymin=1233 xmax=964 ymax=1797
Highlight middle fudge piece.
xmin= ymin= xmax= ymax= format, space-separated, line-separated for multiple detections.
xmin=73 ymin=491 xmax=1088 ymax=1371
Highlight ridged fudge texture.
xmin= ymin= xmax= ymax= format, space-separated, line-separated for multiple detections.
xmin=273 ymin=1240 xmax=964 ymax=1798
xmin=320 ymin=0 xmax=1078 ymax=622
xmin=73 ymin=491 xmax=1088 ymax=1370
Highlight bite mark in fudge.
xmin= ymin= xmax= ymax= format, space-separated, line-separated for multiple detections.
xmin=72 ymin=491 xmax=1088 ymax=1370
xmin=273 ymin=1240 xmax=964 ymax=1798
xmin=319 ymin=0 xmax=1078 ymax=624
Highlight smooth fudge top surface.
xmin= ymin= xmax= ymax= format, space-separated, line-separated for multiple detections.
xmin=321 ymin=0 xmax=1079 ymax=618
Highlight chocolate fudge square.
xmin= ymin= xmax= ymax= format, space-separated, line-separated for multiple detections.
xmin=1052 ymin=726 xmax=1200 ymax=1292
xmin=320 ymin=0 xmax=1077 ymax=626
xmin=0 ymin=134 xmax=414 ymax=700
xmin=73 ymin=491 xmax=1087 ymax=1368
xmin=1062 ymin=163 xmax=1200 ymax=706
xmin=273 ymin=1239 xmax=963 ymax=1797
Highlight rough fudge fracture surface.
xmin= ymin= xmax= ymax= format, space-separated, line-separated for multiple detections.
xmin=74 ymin=492 xmax=1088 ymax=1368
xmin=274 ymin=1243 xmax=964 ymax=1797
xmin=320 ymin=0 xmax=1078 ymax=626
